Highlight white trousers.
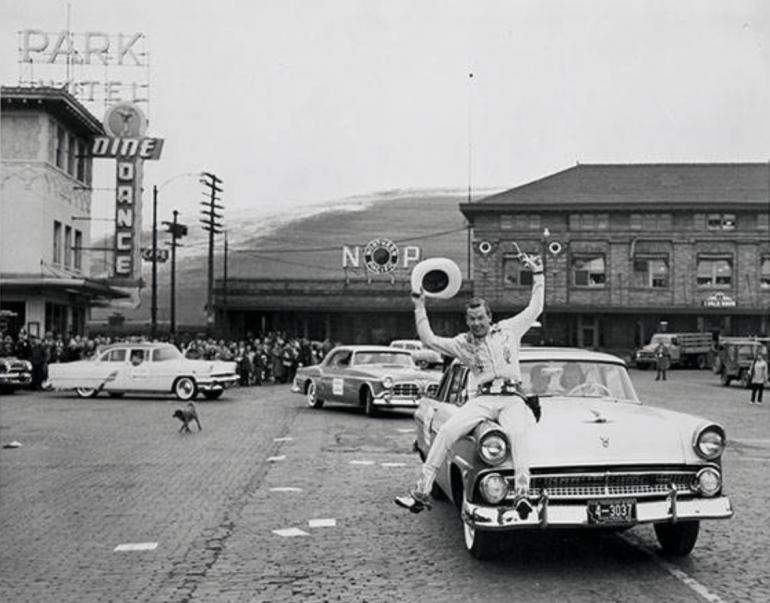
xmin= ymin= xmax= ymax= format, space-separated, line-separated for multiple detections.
xmin=421 ymin=395 xmax=535 ymax=494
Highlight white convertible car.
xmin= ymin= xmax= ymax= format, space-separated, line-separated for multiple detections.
xmin=414 ymin=347 xmax=733 ymax=560
xmin=47 ymin=342 xmax=239 ymax=400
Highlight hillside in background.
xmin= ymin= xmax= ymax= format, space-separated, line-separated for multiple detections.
xmin=91 ymin=189 xmax=483 ymax=327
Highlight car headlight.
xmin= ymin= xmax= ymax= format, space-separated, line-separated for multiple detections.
xmin=478 ymin=431 xmax=508 ymax=465
xmin=382 ymin=376 xmax=393 ymax=389
xmin=24 ymin=360 xmax=32 ymax=371
xmin=478 ymin=473 xmax=508 ymax=504
xmin=693 ymin=425 xmax=726 ymax=460
xmin=693 ymin=467 xmax=722 ymax=497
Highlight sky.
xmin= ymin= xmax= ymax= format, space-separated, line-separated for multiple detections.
xmin=2 ymin=0 xmax=770 ymax=238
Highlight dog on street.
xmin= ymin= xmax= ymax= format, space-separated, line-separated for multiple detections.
xmin=172 ymin=402 xmax=202 ymax=433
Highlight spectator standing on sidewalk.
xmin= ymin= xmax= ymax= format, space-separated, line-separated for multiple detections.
xmin=749 ymin=351 xmax=768 ymax=405
xmin=28 ymin=335 xmax=49 ymax=390
xmin=654 ymin=341 xmax=670 ymax=381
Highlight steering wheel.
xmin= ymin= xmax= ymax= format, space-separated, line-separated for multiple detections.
xmin=566 ymin=382 xmax=613 ymax=397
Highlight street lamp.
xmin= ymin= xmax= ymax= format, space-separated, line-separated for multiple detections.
xmin=541 ymin=227 xmax=550 ymax=345
xmin=150 ymin=172 xmax=200 ymax=339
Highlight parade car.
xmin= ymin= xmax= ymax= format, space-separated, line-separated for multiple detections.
xmin=47 ymin=342 xmax=239 ymax=400
xmin=414 ymin=347 xmax=733 ymax=560
xmin=389 ymin=339 xmax=443 ymax=369
xmin=291 ymin=345 xmax=441 ymax=416
xmin=0 ymin=355 xmax=33 ymax=393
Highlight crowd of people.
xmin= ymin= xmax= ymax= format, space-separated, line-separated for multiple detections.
xmin=0 ymin=327 xmax=337 ymax=390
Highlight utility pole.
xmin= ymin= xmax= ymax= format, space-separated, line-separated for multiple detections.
xmin=151 ymin=184 xmax=158 ymax=339
xmin=162 ymin=210 xmax=188 ymax=336
xmin=223 ymin=231 xmax=229 ymax=338
xmin=199 ymin=172 xmax=224 ymax=335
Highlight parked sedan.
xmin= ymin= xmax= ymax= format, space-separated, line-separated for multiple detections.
xmin=47 ymin=342 xmax=239 ymax=400
xmin=291 ymin=345 xmax=441 ymax=416
xmin=389 ymin=339 xmax=443 ymax=369
xmin=0 ymin=355 xmax=32 ymax=393
xmin=414 ymin=347 xmax=733 ymax=560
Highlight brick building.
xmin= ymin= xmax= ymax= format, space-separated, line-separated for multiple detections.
xmin=216 ymin=163 xmax=769 ymax=352
xmin=461 ymin=163 xmax=770 ymax=352
xmin=0 ymin=86 xmax=125 ymax=338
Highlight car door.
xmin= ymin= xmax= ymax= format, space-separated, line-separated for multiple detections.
xmin=149 ymin=346 xmax=178 ymax=391
xmin=421 ymin=364 xmax=468 ymax=449
xmin=321 ymin=350 xmax=354 ymax=402
xmin=124 ymin=348 xmax=151 ymax=391
xmin=96 ymin=347 xmax=132 ymax=391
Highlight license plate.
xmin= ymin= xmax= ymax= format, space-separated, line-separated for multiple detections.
xmin=587 ymin=499 xmax=637 ymax=524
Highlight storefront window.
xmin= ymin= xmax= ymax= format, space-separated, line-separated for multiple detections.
xmin=761 ymin=256 xmax=770 ymax=288
xmin=697 ymin=257 xmax=732 ymax=287
xmin=572 ymin=255 xmax=606 ymax=287
xmin=633 ymin=256 xmax=669 ymax=288
xmin=503 ymin=254 xmax=534 ymax=286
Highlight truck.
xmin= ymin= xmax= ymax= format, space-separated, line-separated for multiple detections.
xmin=634 ymin=332 xmax=714 ymax=370
xmin=712 ymin=338 xmax=766 ymax=387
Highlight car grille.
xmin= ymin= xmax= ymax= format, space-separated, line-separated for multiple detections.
xmin=505 ymin=469 xmax=697 ymax=501
xmin=637 ymin=352 xmax=655 ymax=360
xmin=2 ymin=360 xmax=30 ymax=372
xmin=393 ymin=382 xmax=420 ymax=398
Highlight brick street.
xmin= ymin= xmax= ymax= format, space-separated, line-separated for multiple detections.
xmin=0 ymin=369 xmax=767 ymax=603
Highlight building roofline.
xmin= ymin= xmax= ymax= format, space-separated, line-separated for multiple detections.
xmin=1 ymin=85 xmax=104 ymax=136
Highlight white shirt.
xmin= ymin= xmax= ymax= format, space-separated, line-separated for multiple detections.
xmin=414 ymin=274 xmax=544 ymax=392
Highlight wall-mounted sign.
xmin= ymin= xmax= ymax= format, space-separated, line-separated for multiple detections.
xmin=342 ymin=239 xmax=421 ymax=272
xmin=87 ymin=102 xmax=163 ymax=284
xmin=703 ymin=292 xmax=736 ymax=308
xmin=91 ymin=136 xmax=164 ymax=159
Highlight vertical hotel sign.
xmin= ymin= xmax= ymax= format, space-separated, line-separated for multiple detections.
xmin=92 ymin=102 xmax=164 ymax=284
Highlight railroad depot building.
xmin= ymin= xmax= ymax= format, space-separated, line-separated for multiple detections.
xmin=215 ymin=163 xmax=770 ymax=351
xmin=0 ymin=86 xmax=125 ymax=338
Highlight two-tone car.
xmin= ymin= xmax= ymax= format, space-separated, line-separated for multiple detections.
xmin=414 ymin=347 xmax=732 ymax=559
xmin=47 ymin=342 xmax=239 ymax=400
xmin=291 ymin=345 xmax=441 ymax=416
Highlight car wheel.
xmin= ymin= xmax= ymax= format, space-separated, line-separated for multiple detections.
xmin=173 ymin=377 xmax=197 ymax=401
xmin=306 ymin=381 xmax=324 ymax=409
xmin=418 ymin=359 xmax=429 ymax=370
xmin=654 ymin=521 xmax=700 ymax=556
xmin=363 ymin=387 xmax=378 ymax=417
xmin=463 ymin=520 xmax=502 ymax=560
xmin=108 ymin=392 xmax=125 ymax=398
xmin=720 ymin=371 xmax=732 ymax=386
xmin=203 ymin=391 xmax=223 ymax=400
xmin=75 ymin=387 xmax=98 ymax=398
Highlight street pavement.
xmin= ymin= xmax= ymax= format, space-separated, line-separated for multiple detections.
xmin=0 ymin=368 xmax=767 ymax=603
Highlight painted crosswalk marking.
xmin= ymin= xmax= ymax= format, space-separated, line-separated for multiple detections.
xmin=273 ymin=437 xmax=293 ymax=442
xmin=272 ymin=528 xmax=309 ymax=537
xmin=269 ymin=487 xmax=303 ymax=492
xmin=381 ymin=462 xmax=406 ymax=467
xmin=267 ymin=455 xmax=286 ymax=462
xmin=308 ymin=518 xmax=336 ymax=528
xmin=349 ymin=460 xmax=375 ymax=465
xmin=114 ymin=542 xmax=158 ymax=552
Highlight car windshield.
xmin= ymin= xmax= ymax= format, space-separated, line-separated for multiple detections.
xmin=521 ymin=360 xmax=639 ymax=402
xmin=354 ymin=351 xmax=415 ymax=367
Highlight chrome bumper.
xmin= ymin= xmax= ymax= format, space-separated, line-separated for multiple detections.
xmin=197 ymin=377 xmax=239 ymax=392
xmin=462 ymin=495 xmax=733 ymax=530
xmin=373 ymin=394 xmax=421 ymax=408
xmin=0 ymin=373 xmax=32 ymax=386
